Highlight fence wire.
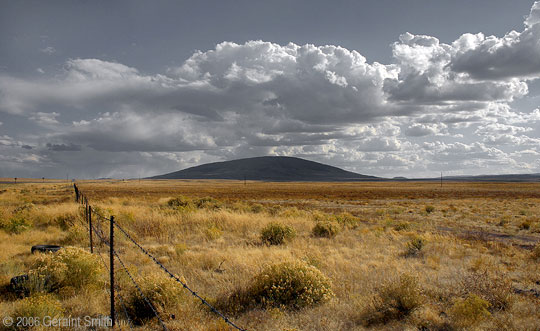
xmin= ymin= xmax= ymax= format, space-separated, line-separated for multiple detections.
xmin=74 ymin=185 xmax=246 ymax=331
xmin=113 ymin=221 xmax=247 ymax=331
xmin=95 ymin=249 xmax=134 ymax=330
xmin=91 ymin=225 xmax=133 ymax=330
xmin=91 ymin=218 xmax=163 ymax=330
xmin=113 ymin=249 xmax=169 ymax=331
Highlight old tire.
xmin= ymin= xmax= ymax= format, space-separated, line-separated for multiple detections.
xmin=10 ymin=274 xmax=29 ymax=295
xmin=31 ymin=245 xmax=62 ymax=254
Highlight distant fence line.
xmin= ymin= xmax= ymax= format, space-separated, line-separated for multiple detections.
xmin=73 ymin=184 xmax=246 ymax=331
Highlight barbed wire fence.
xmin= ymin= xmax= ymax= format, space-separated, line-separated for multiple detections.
xmin=73 ymin=184 xmax=247 ymax=331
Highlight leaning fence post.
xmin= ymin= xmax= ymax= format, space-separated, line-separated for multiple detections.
xmin=89 ymin=207 xmax=93 ymax=253
xmin=74 ymin=184 xmax=79 ymax=202
xmin=109 ymin=216 xmax=115 ymax=327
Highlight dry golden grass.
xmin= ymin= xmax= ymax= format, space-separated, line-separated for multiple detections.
xmin=0 ymin=180 xmax=539 ymax=330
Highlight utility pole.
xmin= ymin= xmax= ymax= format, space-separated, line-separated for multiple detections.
xmin=440 ymin=172 xmax=443 ymax=188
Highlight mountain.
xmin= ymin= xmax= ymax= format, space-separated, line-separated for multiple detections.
xmin=149 ymin=156 xmax=380 ymax=181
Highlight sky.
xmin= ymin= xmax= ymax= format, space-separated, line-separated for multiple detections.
xmin=1 ymin=0 xmax=540 ymax=179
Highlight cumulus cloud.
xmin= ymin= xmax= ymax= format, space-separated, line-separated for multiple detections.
xmin=450 ymin=3 xmax=540 ymax=80
xmin=385 ymin=32 xmax=529 ymax=106
xmin=405 ymin=123 xmax=447 ymax=137
xmin=526 ymin=1 xmax=540 ymax=28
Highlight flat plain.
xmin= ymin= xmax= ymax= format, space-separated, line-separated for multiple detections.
xmin=1 ymin=180 xmax=539 ymax=330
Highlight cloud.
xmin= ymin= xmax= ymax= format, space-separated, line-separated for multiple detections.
xmin=385 ymin=32 xmax=529 ymax=106
xmin=404 ymin=123 xmax=448 ymax=137
xmin=355 ymin=137 xmax=402 ymax=152
xmin=29 ymin=112 xmax=60 ymax=125
xmin=60 ymin=111 xmax=222 ymax=152
xmin=0 ymin=135 xmax=15 ymax=147
xmin=39 ymin=46 xmax=56 ymax=55
xmin=46 ymin=143 xmax=82 ymax=151
xmin=450 ymin=3 xmax=540 ymax=80
xmin=525 ymin=1 xmax=540 ymax=28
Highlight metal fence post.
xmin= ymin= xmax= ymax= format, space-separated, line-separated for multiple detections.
xmin=110 ymin=216 xmax=115 ymax=327
xmin=89 ymin=206 xmax=93 ymax=253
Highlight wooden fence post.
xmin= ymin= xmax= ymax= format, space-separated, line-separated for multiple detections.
xmin=89 ymin=207 xmax=93 ymax=253
xmin=109 ymin=216 xmax=115 ymax=327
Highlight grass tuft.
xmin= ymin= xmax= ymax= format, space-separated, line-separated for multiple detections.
xmin=360 ymin=274 xmax=424 ymax=326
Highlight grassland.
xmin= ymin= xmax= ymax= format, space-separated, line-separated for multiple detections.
xmin=1 ymin=180 xmax=539 ymax=330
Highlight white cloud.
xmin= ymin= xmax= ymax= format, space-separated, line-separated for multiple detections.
xmin=29 ymin=112 xmax=60 ymax=125
xmin=450 ymin=2 xmax=540 ymax=80
xmin=405 ymin=123 xmax=447 ymax=137
xmin=40 ymin=46 xmax=56 ymax=55
xmin=525 ymin=1 xmax=540 ymax=29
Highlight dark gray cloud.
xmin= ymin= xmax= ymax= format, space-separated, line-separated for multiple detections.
xmin=46 ymin=143 xmax=82 ymax=151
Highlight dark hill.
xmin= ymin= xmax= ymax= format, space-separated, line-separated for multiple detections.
xmin=149 ymin=156 xmax=380 ymax=181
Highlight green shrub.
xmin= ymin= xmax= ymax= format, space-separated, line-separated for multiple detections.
xmin=361 ymin=274 xmax=423 ymax=325
xmin=167 ymin=196 xmax=191 ymax=207
xmin=28 ymin=246 xmax=103 ymax=293
xmin=393 ymin=221 xmax=410 ymax=231
xmin=124 ymin=273 xmax=184 ymax=324
xmin=250 ymin=203 xmax=265 ymax=213
xmin=334 ymin=212 xmax=361 ymax=229
xmin=0 ymin=214 xmax=32 ymax=234
xmin=224 ymin=261 xmax=333 ymax=312
xmin=405 ymin=237 xmax=425 ymax=257
xmin=167 ymin=196 xmax=194 ymax=212
xmin=312 ymin=221 xmax=340 ymax=238
xmin=13 ymin=293 xmax=63 ymax=322
xmin=458 ymin=270 xmax=513 ymax=311
xmin=13 ymin=203 xmax=34 ymax=213
xmin=195 ymin=197 xmax=222 ymax=210
xmin=425 ymin=205 xmax=435 ymax=214
xmin=449 ymin=294 xmax=491 ymax=328
xmin=260 ymin=222 xmax=296 ymax=245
